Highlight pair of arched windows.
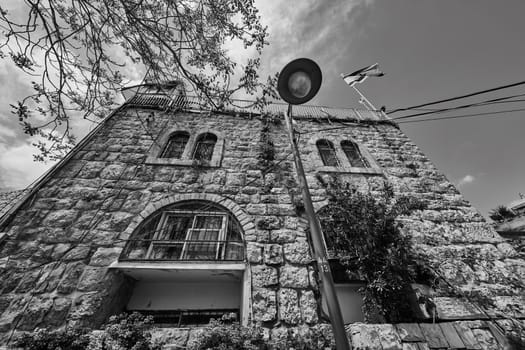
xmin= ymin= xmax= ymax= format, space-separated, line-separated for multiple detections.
xmin=316 ymin=139 xmax=369 ymax=168
xmin=160 ymin=132 xmax=217 ymax=161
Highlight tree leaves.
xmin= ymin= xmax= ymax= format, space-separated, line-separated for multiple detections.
xmin=318 ymin=182 xmax=428 ymax=322
xmin=1 ymin=0 xmax=271 ymax=160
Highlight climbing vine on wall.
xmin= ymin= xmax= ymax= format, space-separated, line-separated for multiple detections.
xmin=257 ymin=114 xmax=276 ymax=169
xmin=318 ymin=181 xmax=430 ymax=323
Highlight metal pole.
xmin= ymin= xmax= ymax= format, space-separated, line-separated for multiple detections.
xmin=352 ymin=85 xmax=377 ymax=112
xmin=283 ymin=104 xmax=351 ymax=350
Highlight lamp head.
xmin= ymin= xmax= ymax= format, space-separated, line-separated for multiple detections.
xmin=278 ymin=58 xmax=322 ymax=105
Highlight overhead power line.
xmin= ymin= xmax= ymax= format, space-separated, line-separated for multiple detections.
xmin=388 ymin=79 xmax=525 ymax=114
xmin=396 ymin=107 xmax=525 ymax=124
xmin=392 ymin=93 xmax=525 ymax=120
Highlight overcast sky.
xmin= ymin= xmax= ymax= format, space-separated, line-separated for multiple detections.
xmin=1 ymin=0 xmax=525 ymax=217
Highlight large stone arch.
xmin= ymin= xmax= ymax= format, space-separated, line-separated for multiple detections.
xmin=122 ymin=193 xmax=255 ymax=240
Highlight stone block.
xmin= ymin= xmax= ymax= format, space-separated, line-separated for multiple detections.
xmin=279 ymin=266 xmax=309 ymax=288
xmin=246 ymin=203 xmax=267 ymax=215
xmin=42 ymin=209 xmax=78 ymax=227
xmin=270 ymin=229 xmax=297 ymax=243
xmin=264 ymin=244 xmax=283 ymax=265
xmin=246 ymin=242 xmax=263 ymax=263
xmin=77 ymin=266 xmax=108 ymax=292
xmin=100 ymin=164 xmax=126 ymax=180
xmin=252 ymin=289 xmax=277 ymax=322
xmin=67 ymin=291 xmax=106 ymax=326
xmin=419 ymin=323 xmax=450 ymax=349
xmin=63 ymin=245 xmax=91 ymax=261
xmin=300 ymin=290 xmax=318 ymax=324
xmin=278 ymin=289 xmax=300 ymax=325
xmin=251 ymin=265 xmax=278 ymax=287
xmin=434 ymin=297 xmax=486 ymax=320
xmin=89 ymin=247 xmax=122 ymax=266
xmin=43 ymin=297 xmax=72 ymax=327
xmin=395 ymin=323 xmax=424 ymax=342
xmin=96 ymin=212 xmax=134 ymax=232
xmin=35 ymin=263 xmax=66 ymax=293
xmin=348 ymin=323 xmax=383 ymax=350
xmin=283 ymin=239 xmax=311 ymax=264
xmin=376 ymin=324 xmax=402 ymax=350
xmin=256 ymin=216 xmax=281 ymax=230
xmin=15 ymin=270 xmax=41 ymax=293
xmin=18 ymin=295 xmax=53 ymax=331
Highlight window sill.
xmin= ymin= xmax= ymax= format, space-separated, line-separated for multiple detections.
xmin=316 ymin=166 xmax=383 ymax=175
xmin=145 ymin=156 xmax=220 ymax=167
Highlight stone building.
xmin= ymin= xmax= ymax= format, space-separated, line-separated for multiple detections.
xmin=0 ymin=81 xmax=523 ymax=349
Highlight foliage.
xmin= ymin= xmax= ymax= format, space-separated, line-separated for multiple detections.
xmin=318 ymin=181 xmax=429 ymax=322
xmin=489 ymin=205 xmax=516 ymax=223
xmin=91 ymin=312 xmax=160 ymax=350
xmin=13 ymin=312 xmax=160 ymax=350
xmin=0 ymin=0 xmax=275 ymax=160
xmin=258 ymin=115 xmax=275 ymax=169
xmin=193 ymin=317 xmax=334 ymax=350
xmin=13 ymin=327 xmax=90 ymax=350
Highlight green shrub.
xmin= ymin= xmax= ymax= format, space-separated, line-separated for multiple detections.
xmin=13 ymin=327 xmax=90 ymax=350
xmin=318 ymin=182 xmax=430 ymax=322
xmin=13 ymin=312 xmax=160 ymax=350
xmin=193 ymin=318 xmax=334 ymax=350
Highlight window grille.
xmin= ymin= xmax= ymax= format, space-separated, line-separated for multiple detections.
xmin=341 ymin=140 xmax=369 ymax=168
xmin=193 ymin=133 xmax=217 ymax=161
xmin=121 ymin=201 xmax=244 ymax=262
xmin=317 ymin=139 xmax=340 ymax=167
xmin=133 ymin=309 xmax=239 ymax=327
xmin=160 ymin=132 xmax=189 ymax=158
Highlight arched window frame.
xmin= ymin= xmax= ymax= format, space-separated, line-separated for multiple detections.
xmin=317 ymin=139 xmax=340 ymax=167
xmin=116 ymin=197 xmax=251 ymax=327
xmin=309 ymin=135 xmax=381 ymax=174
xmin=146 ymin=127 xmax=224 ymax=167
xmin=121 ymin=200 xmax=245 ymax=262
xmin=192 ymin=133 xmax=218 ymax=162
xmin=341 ymin=140 xmax=369 ymax=168
xmin=159 ymin=131 xmax=190 ymax=159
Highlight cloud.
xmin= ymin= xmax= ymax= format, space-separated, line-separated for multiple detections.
xmin=457 ymin=174 xmax=475 ymax=188
xmin=0 ymin=141 xmax=55 ymax=190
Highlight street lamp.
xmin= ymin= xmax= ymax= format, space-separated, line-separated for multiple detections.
xmin=278 ymin=58 xmax=350 ymax=350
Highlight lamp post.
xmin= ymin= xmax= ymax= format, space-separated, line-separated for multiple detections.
xmin=277 ymin=58 xmax=350 ymax=350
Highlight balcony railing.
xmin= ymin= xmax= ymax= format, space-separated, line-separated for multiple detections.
xmin=131 ymin=309 xmax=239 ymax=327
xmin=124 ymin=93 xmax=388 ymax=122
xmin=120 ymin=239 xmax=245 ymax=262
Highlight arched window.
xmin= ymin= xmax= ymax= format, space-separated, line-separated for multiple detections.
xmin=160 ymin=132 xmax=189 ymax=159
xmin=317 ymin=139 xmax=339 ymax=167
xmin=341 ymin=140 xmax=369 ymax=168
xmin=121 ymin=201 xmax=244 ymax=261
xmin=193 ymin=133 xmax=217 ymax=161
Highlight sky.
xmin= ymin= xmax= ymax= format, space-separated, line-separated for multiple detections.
xmin=1 ymin=0 xmax=525 ymax=217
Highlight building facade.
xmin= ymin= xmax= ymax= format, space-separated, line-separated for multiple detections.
xmin=0 ymin=83 xmax=523 ymax=348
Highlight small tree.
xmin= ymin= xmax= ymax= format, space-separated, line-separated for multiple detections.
xmin=489 ymin=205 xmax=516 ymax=223
xmin=0 ymin=0 xmax=275 ymax=160
xmin=318 ymin=182 xmax=428 ymax=322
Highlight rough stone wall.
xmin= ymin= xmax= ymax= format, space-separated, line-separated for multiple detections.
xmin=0 ymin=105 xmax=523 ymax=348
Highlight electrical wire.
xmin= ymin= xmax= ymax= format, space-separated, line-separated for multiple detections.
xmin=392 ymin=93 xmax=525 ymax=121
xmin=387 ymin=79 xmax=525 ymax=114
xmin=396 ymin=107 xmax=525 ymax=125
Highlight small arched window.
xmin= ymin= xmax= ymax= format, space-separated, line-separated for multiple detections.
xmin=341 ymin=140 xmax=369 ymax=168
xmin=193 ymin=133 xmax=217 ymax=161
xmin=317 ymin=139 xmax=339 ymax=167
xmin=160 ymin=132 xmax=190 ymax=159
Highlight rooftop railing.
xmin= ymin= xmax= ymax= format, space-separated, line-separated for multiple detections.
xmin=124 ymin=92 xmax=387 ymax=122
